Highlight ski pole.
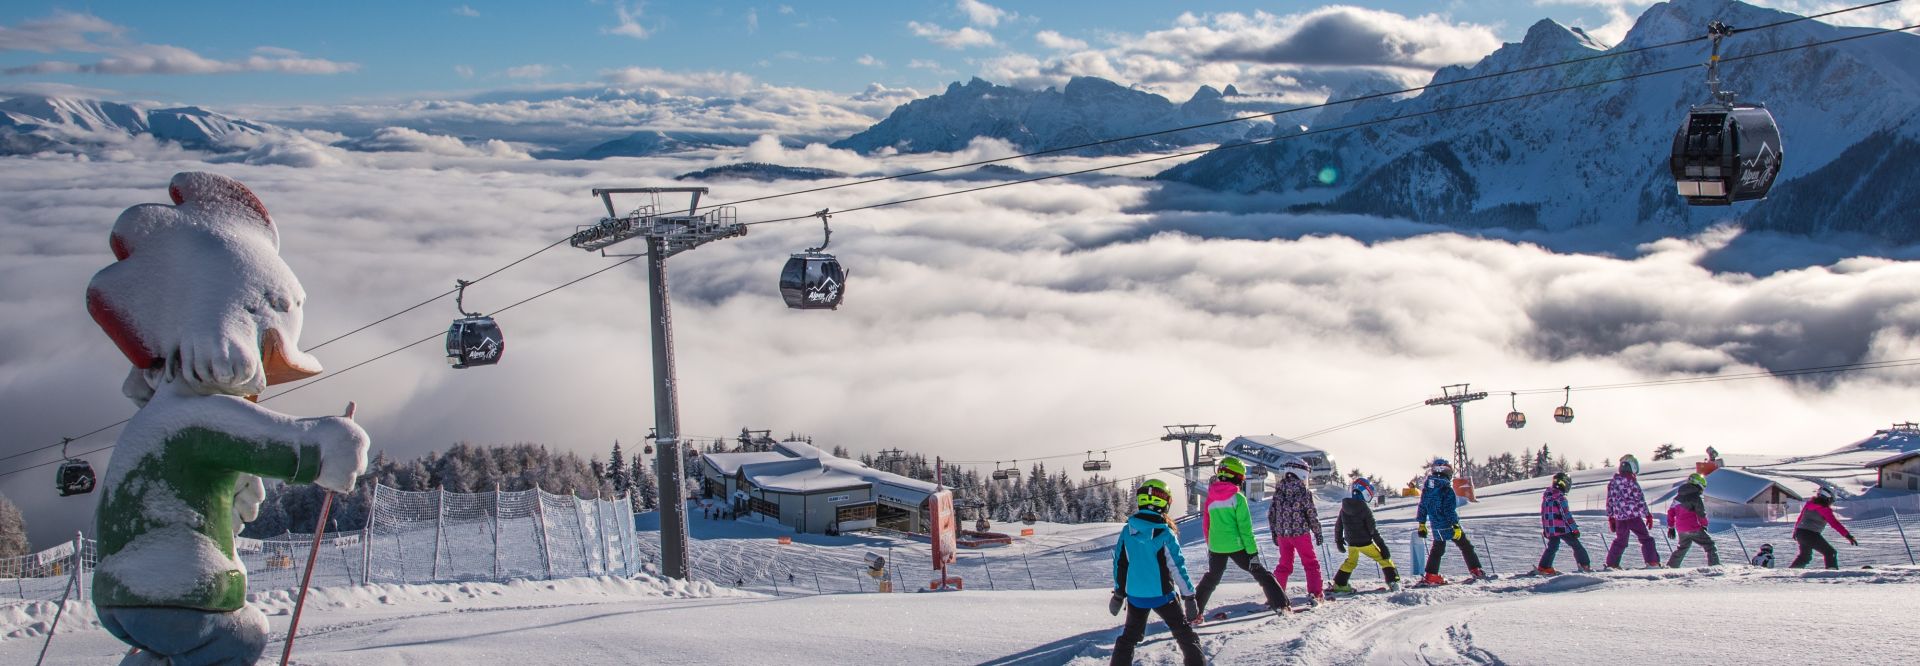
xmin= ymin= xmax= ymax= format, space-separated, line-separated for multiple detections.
xmin=281 ymin=401 xmax=352 ymax=666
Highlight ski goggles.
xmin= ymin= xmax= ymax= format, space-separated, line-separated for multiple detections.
xmin=1136 ymin=485 xmax=1171 ymax=510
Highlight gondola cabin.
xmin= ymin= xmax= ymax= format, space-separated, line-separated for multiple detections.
xmin=57 ymin=459 xmax=96 ymax=496
xmin=1670 ymin=103 xmax=1782 ymax=206
xmin=780 ymin=253 xmax=846 ymax=310
xmin=445 ymin=316 xmax=505 ymax=369
xmin=1506 ymin=411 xmax=1527 ymax=429
xmin=1554 ymin=406 xmax=1575 ymax=424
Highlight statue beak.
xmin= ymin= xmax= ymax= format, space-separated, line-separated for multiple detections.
xmin=261 ymin=328 xmax=323 ymax=385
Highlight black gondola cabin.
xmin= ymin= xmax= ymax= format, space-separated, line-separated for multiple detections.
xmin=780 ymin=253 xmax=846 ymax=310
xmin=1670 ymin=103 xmax=1782 ymax=206
xmin=58 ymin=459 xmax=96 ymax=496
xmin=446 ymin=317 xmax=505 ymax=369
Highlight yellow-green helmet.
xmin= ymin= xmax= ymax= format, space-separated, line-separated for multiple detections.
xmin=1688 ymin=472 xmax=1707 ymax=488
xmin=1137 ymin=479 xmax=1172 ymax=511
xmin=1217 ymin=456 xmax=1246 ymax=482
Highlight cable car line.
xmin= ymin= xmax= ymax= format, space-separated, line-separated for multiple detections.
xmin=9 ymin=12 xmax=1916 ymax=481
xmin=690 ymin=0 xmax=1909 ymax=215
xmin=737 ymin=20 xmax=1920 ymax=231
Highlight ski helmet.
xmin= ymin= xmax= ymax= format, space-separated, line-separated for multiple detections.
xmin=1429 ymin=457 xmax=1453 ymax=478
xmin=1758 ymin=543 xmax=1774 ymax=553
xmin=1217 ymin=456 xmax=1247 ymax=483
xmin=1137 ymin=479 xmax=1172 ymax=512
xmin=1687 ymin=472 xmax=1708 ymax=488
xmin=1351 ymin=477 xmax=1376 ymax=503
xmin=1618 ymin=454 xmax=1640 ymax=476
xmin=1551 ymin=472 xmax=1571 ymax=493
xmin=1815 ymin=486 xmax=1836 ymax=504
xmin=1280 ymin=456 xmax=1311 ymax=481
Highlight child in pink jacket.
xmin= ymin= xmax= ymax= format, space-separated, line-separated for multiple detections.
xmin=1789 ymin=487 xmax=1856 ymax=569
xmin=1665 ymin=473 xmax=1719 ymax=567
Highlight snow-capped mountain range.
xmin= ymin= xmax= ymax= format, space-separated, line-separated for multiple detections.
xmin=830 ymin=76 xmax=1266 ymax=156
xmin=0 ymin=95 xmax=270 ymax=154
xmin=1157 ymin=0 xmax=1920 ymax=242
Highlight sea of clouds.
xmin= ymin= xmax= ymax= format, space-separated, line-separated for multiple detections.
xmin=6 ymin=140 xmax=1920 ymax=547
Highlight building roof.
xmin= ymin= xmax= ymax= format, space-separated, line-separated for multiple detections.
xmin=1863 ymin=450 xmax=1920 ymax=469
xmin=704 ymin=440 xmax=941 ymax=504
xmin=1703 ymin=468 xmax=1803 ymax=504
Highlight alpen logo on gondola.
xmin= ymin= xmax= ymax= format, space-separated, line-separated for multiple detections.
xmin=1742 ymin=141 xmax=1779 ymax=189
xmin=807 ymin=276 xmax=842 ymax=303
xmin=465 ymin=337 xmax=501 ymax=361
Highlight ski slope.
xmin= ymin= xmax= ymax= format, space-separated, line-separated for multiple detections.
xmin=8 ymin=567 xmax=1918 ymax=664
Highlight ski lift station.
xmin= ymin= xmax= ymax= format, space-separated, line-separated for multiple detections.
xmin=696 ymin=439 xmax=940 ymax=535
xmin=1222 ymin=435 xmax=1340 ymax=488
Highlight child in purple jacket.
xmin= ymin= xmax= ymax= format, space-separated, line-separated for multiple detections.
xmin=1604 ymin=455 xmax=1660 ymax=569
xmin=1537 ymin=472 xmax=1591 ymax=574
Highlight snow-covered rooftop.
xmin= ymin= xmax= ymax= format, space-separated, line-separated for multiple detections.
xmin=1703 ymin=467 xmax=1802 ymax=504
xmin=704 ymin=440 xmax=940 ymax=502
xmin=1863 ymin=449 xmax=1920 ymax=469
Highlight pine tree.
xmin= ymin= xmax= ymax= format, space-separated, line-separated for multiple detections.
xmin=0 ymin=491 xmax=29 ymax=559
xmin=1653 ymin=443 xmax=1685 ymax=461
xmin=608 ymin=441 xmax=629 ymax=495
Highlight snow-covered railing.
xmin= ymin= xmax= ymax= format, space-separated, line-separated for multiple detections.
xmin=0 ymin=533 xmax=92 ymax=606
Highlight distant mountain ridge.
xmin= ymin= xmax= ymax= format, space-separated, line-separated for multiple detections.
xmin=830 ymin=76 xmax=1265 ymax=156
xmin=1156 ymin=0 xmax=1920 ymax=242
xmin=0 ymin=95 xmax=269 ymax=153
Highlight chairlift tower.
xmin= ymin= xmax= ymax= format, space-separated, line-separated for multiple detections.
xmin=571 ymin=187 xmax=746 ymax=581
xmin=1161 ymin=424 xmax=1221 ymax=515
xmin=1424 ymin=384 xmax=1488 ymax=483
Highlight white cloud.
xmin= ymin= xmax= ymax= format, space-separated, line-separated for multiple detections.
xmin=856 ymin=54 xmax=884 ymax=68
xmin=1536 ymin=0 xmax=1920 ymax=43
xmin=10 ymin=152 xmax=1920 ymax=549
xmin=454 ymin=5 xmax=480 ymax=18
xmin=1034 ymin=30 xmax=1088 ymax=51
xmin=1193 ymin=7 xmax=1501 ymax=68
xmin=600 ymin=67 xmax=757 ymax=96
xmin=339 ymin=126 xmax=531 ymax=159
xmin=909 ymin=59 xmax=944 ymax=70
xmin=605 ymin=3 xmax=652 ymax=40
xmin=504 ymin=64 xmax=553 ymax=80
xmin=908 ymin=21 xmax=997 ymax=49
xmin=779 ymin=5 xmax=795 ymax=15
xmin=957 ymin=0 xmax=1011 ymax=28
xmin=747 ymin=8 xmax=760 ymax=35
xmin=454 ymin=65 xmax=475 ymax=79
xmin=0 ymin=12 xmax=357 ymax=76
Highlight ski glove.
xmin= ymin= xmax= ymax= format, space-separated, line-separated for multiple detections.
xmin=1315 ymin=533 xmax=1324 ymax=546
xmin=1109 ymin=591 xmax=1125 ymax=616
xmin=1452 ymin=525 xmax=1463 ymax=540
xmin=1608 ymin=517 xmax=1616 ymax=531
xmin=1183 ymin=595 xmax=1200 ymax=621
xmin=1336 ymin=542 xmax=1346 ymax=553
xmin=1646 ymin=516 xmax=1656 ymax=530
xmin=1417 ymin=523 xmax=1429 ymax=538
xmin=1848 ymin=536 xmax=1859 ymax=546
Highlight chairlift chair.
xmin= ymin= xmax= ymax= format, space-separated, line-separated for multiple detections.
xmin=1670 ymin=22 xmax=1783 ymax=206
xmin=974 ymin=517 xmax=991 ymax=533
xmin=445 ymin=279 xmax=505 ymax=369
xmin=1554 ymin=386 xmax=1575 ymax=424
xmin=56 ymin=439 xmax=95 ymax=496
xmin=1194 ymin=452 xmax=1217 ymax=466
xmin=1082 ymin=451 xmax=1112 ymax=472
xmin=780 ymin=210 xmax=848 ymax=310
xmin=1505 ymin=392 xmax=1527 ymax=429
xmin=1020 ymin=507 xmax=1038 ymax=525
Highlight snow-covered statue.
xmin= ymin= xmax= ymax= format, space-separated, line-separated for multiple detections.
xmin=86 ymin=172 xmax=370 ymax=664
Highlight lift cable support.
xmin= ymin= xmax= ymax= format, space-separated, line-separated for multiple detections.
xmin=1160 ymin=425 xmax=1222 ymax=516
xmin=567 ymin=187 xmax=746 ymax=581
xmin=1423 ymin=385 xmax=1489 ymax=483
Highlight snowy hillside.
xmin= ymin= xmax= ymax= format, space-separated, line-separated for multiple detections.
xmin=0 ymin=95 xmax=271 ymax=154
xmin=831 ymin=77 xmax=1265 ymax=156
xmin=1158 ymin=0 xmax=1920 ymax=242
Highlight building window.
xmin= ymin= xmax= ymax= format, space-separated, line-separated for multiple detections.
xmin=750 ymin=497 xmax=780 ymax=519
xmin=836 ymin=503 xmax=875 ymax=523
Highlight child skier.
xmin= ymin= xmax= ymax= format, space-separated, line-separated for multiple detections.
xmin=1537 ymin=472 xmax=1592 ymax=574
xmin=1109 ymin=479 xmax=1203 ymax=666
xmin=1330 ymin=478 xmax=1399 ymax=594
xmin=1193 ymin=457 xmax=1289 ymax=619
xmin=1751 ymin=543 xmax=1775 ymax=568
xmin=1268 ymin=457 xmax=1326 ymax=606
xmin=1788 ymin=487 xmax=1857 ymax=569
xmin=1604 ymin=455 xmax=1660 ymax=570
xmin=1416 ymin=458 xmax=1485 ymax=584
xmin=1666 ymin=473 xmax=1721 ymax=567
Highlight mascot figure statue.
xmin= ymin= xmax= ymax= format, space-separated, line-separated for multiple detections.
xmin=86 ymin=172 xmax=370 ymax=664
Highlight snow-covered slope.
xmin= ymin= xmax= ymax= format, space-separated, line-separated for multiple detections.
xmin=0 ymin=95 xmax=272 ymax=154
xmin=831 ymin=77 xmax=1264 ymax=156
xmin=1158 ymin=0 xmax=1920 ymax=242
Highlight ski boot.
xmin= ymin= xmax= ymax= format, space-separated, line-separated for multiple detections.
xmin=1420 ymin=573 xmax=1447 ymax=586
xmin=1308 ymin=593 xmax=1327 ymax=608
xmin=1328 ymin=583 xmax=1356 ymax=595
xmin=1534 ymin=566 xmax=1558 ymax=576
xmin=1576 ymin=566 xmax=1595 ymax=573
xmin=1469 ymin=568 xmax=1487 ymax=579
xmin=1386 ymin=581 xmax=1401 ymax=592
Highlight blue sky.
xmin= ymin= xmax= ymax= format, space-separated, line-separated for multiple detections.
xmin=0 ymin=0 xmax=1669 ymax=104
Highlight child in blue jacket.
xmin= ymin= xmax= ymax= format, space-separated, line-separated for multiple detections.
xmin=1109 ymin=479 xmax=1202 ymax=666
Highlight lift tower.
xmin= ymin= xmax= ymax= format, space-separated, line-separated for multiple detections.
xmin=1161 ymin=424 xmax=1221 ymax=515
xmin=571 ymin=187 xmax=745 ymax=580
xmin=1423 ymin=384 xmax=1488 ymax=483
